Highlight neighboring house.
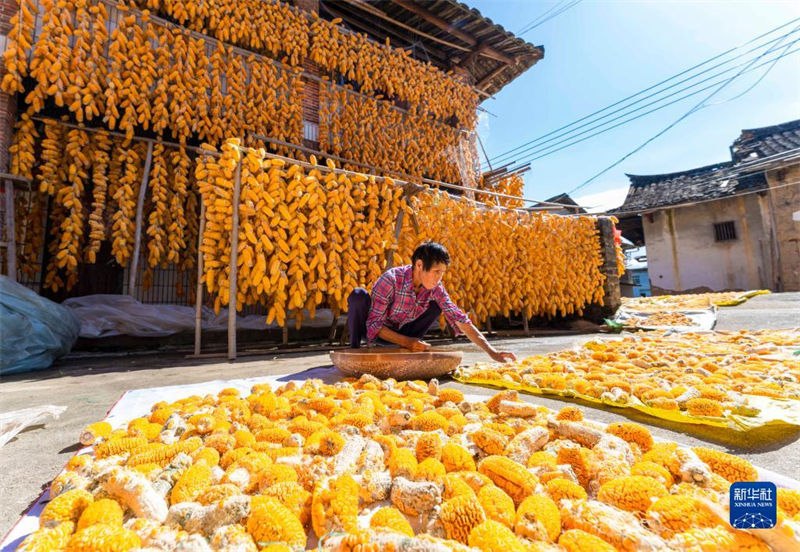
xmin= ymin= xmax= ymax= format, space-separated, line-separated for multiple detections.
xmin=527 ymin=193 xmax=587 ymax=214
xmin=613 ymin=119 xmax=800 ymax=294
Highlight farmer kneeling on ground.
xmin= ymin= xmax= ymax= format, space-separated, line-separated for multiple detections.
xmin=347 ymin=241 xmax=517 ymax=363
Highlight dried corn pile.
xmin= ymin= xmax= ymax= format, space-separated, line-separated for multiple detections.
xmin=457 ymin=330 xmax=800 ymax=430
xmin=398 ymin=190 xmax=607 ymax=325
xmin=194 ymin=140 xmax=405 ymax=328
xmin=20 ymin=379 xmax=800 ymax=551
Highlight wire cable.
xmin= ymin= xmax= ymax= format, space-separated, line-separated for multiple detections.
xmin=567 ymin=26 xmax=800 ymax=196
xmin=517 ymin=1 xmax=582 ymax=37
xmin=491 ymin=45 xmax=800 ymax=170
xmin=483 ymin=17 xmax=800 ymax=168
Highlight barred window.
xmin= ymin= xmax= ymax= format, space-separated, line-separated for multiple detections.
xmin=713 ymin=221 xmax=737 ymax=242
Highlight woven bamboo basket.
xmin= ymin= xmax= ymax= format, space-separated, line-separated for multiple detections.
xmin=330 ymin=348 xmax=463 ymax=380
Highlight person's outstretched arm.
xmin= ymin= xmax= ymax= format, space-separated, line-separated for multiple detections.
xmin=456 ymin=321 xmax=517 ymax=363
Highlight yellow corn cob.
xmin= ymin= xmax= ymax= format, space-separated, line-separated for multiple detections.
xmin=597 ymin=475 xmax=669 ymax=513
xmin=76 ymin=498 xmax=124 ymax=531
xmin=17 ymin=522 xmax=75 ymax=552
xmin=692 ymin=446 xmax=758 ymax=482
xmin=440 ymin=493 xmax=486 ymax=544
xmin=65 ymin=524 xmax=141 ymax=551
xmin=79 ymin=422 xmax=112 ymax=446
xmin=478 ymin=455 xmax=538 ymax=506
xmin=247 ymin=494 xmax=308 ymax=550
xmin=40 ymin=489 xmax=93 ymax=528
xmin=645 ymin=495 xmax=722 ymax=538
xmin=467 ymin=520 xmax=527 ymax=552
xmin=558 ymin=529 xmax=616 ymax=552
xmin=261 ymin=481 xmax=312 ymax=525
xmin=546 ymin=478 xmax=588 ymax=503
xmin=311 ymin=474 xmax=359 ymax=538
xmin=515 ymin=494 xmax=561 ymax=542
xmin=370 ymin=506 xmax=414 ymax=537
xmin=414 ymin=457 xmax=446 ymax=485
xmin=170 ymin=462 xmax=213 ymax=504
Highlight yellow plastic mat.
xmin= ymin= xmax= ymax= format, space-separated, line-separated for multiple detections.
xmin=714 ymin=289 xmax=771 ymax=307
xmin=453 ymin=373 xmax=800 ymax=432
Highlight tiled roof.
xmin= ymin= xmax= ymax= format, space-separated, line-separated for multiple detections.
xmin=527 ymin=193 xmax=586 ymax=214
xmin=731 ymin=119 xmax=800 ymax=162
xmin=614 ymin=119 xmax=800 ymax=213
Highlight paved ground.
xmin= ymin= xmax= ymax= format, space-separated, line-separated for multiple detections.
xmin=0 ymin=292 xmax=798 ymax=535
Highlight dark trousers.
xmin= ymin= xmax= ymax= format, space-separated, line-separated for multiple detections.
xmin=347 ymin=288 xmax=442 ymax=348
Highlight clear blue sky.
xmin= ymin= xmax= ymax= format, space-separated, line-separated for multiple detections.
xmin=468 ymin=0 xmax=800 ymax=211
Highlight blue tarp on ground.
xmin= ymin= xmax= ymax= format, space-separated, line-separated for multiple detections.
xmin=0 ymin=276 xmax=79 ymax=375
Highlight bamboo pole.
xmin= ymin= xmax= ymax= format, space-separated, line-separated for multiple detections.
xmin=194 ymin=202 xmax=206 ymax=356
xmin=128 ymin=141 xmax=153 ymax=296
xmin=227 ymin=158 xmax=243 ymax=360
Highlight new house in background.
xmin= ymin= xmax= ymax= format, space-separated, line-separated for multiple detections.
xmin=613 ymin=119 xmax=800 ymax=294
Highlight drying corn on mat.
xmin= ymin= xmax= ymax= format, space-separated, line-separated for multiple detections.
xmin=4 ymin=374 xmax=800 ymax=551
xmin=621 ymin=290 xmax=772 ymax=312
xmin=611 ymin=291 xmax=772 ymax=331
xmin=455 ymin=330 xmax=800 ymax=435
xmin=612 ymin=307 xmax=717 ymax=331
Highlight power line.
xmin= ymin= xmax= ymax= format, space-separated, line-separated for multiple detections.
xmin=483 ymin=17 xmax=800 ymax=168
xmin=516 ymin=1 xmax=568 ymax=34
xmin=486 ymin=28 xmax=800 ymax=169
xmin=517 ymin=0 xmax=582 ymax=37
xmin=488 ymin=44 xmax=800 ymax=171
xmin=566 ymin=25 xmax=799 ymax=196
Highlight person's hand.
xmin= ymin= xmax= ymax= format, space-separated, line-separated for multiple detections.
xmin=406 ymin=339 xmax=432 ymax=352
xmin=490 ymin=350 xmax=516 ymax=363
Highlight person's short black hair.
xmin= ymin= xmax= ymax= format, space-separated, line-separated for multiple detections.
xmin=412 ymin=241 xmax=450 ymax=270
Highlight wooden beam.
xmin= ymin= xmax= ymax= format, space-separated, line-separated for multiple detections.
xmin=455 ymin=43 xmax=490 ymax=69
xmin=391 ymin=0 xmax=515 ymax=65
xmin=322 ymin=2 xmax=449 ymax=66
xmin=476 ymin=64 xmax=508 ymax=91
xmin=332 ymin=0 xmax=471 ymax=53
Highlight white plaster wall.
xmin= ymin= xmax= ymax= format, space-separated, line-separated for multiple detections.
xmin=642 ymin=194 xmax=768 ymax=293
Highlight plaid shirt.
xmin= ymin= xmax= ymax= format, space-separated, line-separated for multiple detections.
xmin=366 ymin=265 xmax=470 ymax=341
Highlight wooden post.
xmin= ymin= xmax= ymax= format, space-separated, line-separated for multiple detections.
xmin=522 ymin=310 xmax=530 ymax=336
xmin=282 ymin=323 xmax=289 ymax=345
xmin=227 ymin=158 xmax=243 ymax=361
xmin=128 ymin=141 xmax=154 ymax=297
xmin=194 ymin=202 xmax=206 ymax=356
xmin=4 ymin=179 xmax=16 ymax=281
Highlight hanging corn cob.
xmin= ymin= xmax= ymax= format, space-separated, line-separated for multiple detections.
xmin=110 ymin=145 xmax=142 ymax=267
xmin=0 ymin=0 xmax=38 ymax=94
xmin=84 ymin=130 xmax=112 ymax=264
xmin=145 ymin=142 xmax=169 ymax=268
xmin=26 ymin=0 xmax=71 ymax=112
xmin=9 ymin=109 xmax=39 ymax=180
